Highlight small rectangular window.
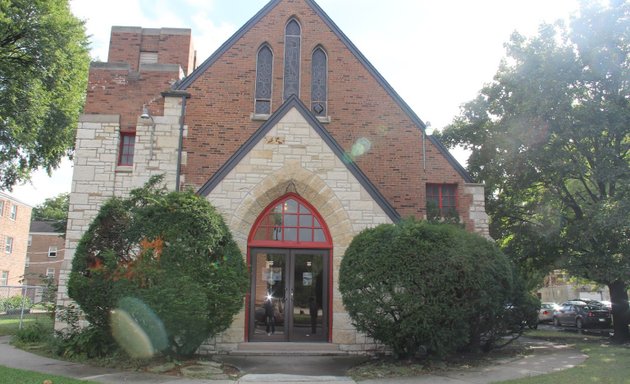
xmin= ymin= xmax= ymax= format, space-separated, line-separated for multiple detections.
xmin=28 ymin=235 xmax=32 ymax=247
xmin=9 ymin=204 xmax=17 ymax=220
xmin=4 ymin=237 xmax=13 ymax=254
xmin=48 ymin=246 xmax=58 ymax=258
xmin=426 ymin=184 xmax=458 ymax=218
xmin=118 ymin=132 xmax=136 ymax=166
xmin=46 ymin=268 xmax=55 ymax=278
xmin=140 ymin=51 xmax=158 ymax=65
xmin=0 ymin=200 xmax=4 ymax=216
xmin=0 ymin=271 xmax=8 ymax=286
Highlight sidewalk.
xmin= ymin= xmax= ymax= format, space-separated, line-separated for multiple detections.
xmin=0 ymin=336 xmax=586 ymax=384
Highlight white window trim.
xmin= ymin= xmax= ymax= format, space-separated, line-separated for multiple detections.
xmin=48 ymin=246 xmax=58 ymax=258
xmin=4 ymin=236 xmax=13 ymax=254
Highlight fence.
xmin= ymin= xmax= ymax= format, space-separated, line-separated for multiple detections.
xmin=0 ymin=285 xmax=53 ymax=330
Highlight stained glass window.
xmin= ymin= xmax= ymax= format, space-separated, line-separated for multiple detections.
xmin=255 ymin=45 xmax=273 ymax=114
xmin=283 ymin=19 xmax=301 ymax=100
xmin=311 ymin=47 xmax=327 ymax=116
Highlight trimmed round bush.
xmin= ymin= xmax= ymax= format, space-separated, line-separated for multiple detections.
xmin=68 ymin=176 xmax=248 ymax=357
xmin=339 ymin=219 xmax=519 ymax=358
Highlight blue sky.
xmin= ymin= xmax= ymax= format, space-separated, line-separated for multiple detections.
xmin=8 ymin=0 xmax=584 ymax=206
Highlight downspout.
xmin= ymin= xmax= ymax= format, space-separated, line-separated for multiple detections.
xmin=162 ymin=90 xmax=191 ymax=192
xmin=176 ymin=95 xmax=187 ymax=192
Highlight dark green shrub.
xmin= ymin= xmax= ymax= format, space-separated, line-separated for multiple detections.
xmin=339 ymin=219 xmax=521 ymax=358
xmin=14 ymin=321 xmax=51 ymax=343
xmin=52 ymin=304 xmax=116 ymax=358
xmin=1 ymin=296 xmax=31 ymax=312
xmin=67 ymin=176 xmax=248 ymax=357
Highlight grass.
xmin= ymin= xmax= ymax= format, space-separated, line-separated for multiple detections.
xmin=495 ymin=328 xmax=630 ymax=383
xmin=498 ymin=342 xmax=630 ymax=383
xmin=0 ymin=313 xmax=54 ymax=336
xmin=0 ymin=365 xmax=99 ymax=383
xmin=349 ymin=328 xmax=630 ymax=383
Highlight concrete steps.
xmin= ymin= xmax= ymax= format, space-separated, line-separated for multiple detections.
xmin=230 ymin=342 xmax=348 ymax=356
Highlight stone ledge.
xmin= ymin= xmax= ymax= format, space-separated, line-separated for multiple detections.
xmin=79 ymin=114 xmax=120 ymax=123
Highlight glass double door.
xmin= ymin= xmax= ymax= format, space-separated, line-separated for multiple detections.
xmin=250 ymin=248 xmax=328 ymax=342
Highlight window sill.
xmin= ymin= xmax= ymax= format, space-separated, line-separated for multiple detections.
xmin=251 ymin=113 xmax=270 ymax=121
xmin=116 ymin=165 xmax=133 ymax=173
xmin=316 ymin=116 xmax=331 ymax=124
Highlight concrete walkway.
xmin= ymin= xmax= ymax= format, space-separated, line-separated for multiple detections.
xmin=0 ymin=336 xmax=587 ymax=383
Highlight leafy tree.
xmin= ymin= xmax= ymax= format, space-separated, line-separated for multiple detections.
xmin=68 ymin=176 xmax=248 ymax=356
xmin=32 ymin=193 xmax=69 ymax=232
xmin=339 ymin=219 xmax=533 ymax=358
xmin=0 ymin=0 xmax=90 ymax=190
xmin=32 ymin=193 xmax=69 ymax=221
xmin=440 ymin=1 xmax=630 ymax=342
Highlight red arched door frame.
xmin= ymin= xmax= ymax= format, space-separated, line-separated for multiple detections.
xmin=246 ymin=193 xmax=333 ymax=342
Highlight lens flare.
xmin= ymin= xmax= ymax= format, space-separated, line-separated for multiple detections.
xmin=110 ymin=297 xmax=168 ymax=358
xmin=350 ymin=137 xmax=372 ymax=159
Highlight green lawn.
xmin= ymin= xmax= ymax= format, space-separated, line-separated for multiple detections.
xmin=0 ymin=314 xmax=54 ymax=336
xmin=499 ymin=331 xmax=630 ymax=384
xmin=0 ymin=365 xmax=98 ymax=383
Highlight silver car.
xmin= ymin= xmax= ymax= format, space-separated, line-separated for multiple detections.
xmin=538 ymin=302 xmax=560 ymax=323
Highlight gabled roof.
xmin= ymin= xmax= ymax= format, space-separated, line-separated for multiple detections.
xmin=174 ymin=0 xmax=473 ymax=183
xmin=197 ymin=95 xmax=401 ymax=222
xmin=30 ymin=221 xmax=62 ymax=234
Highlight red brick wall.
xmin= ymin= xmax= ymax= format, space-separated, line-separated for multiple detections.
xmin=0 ymin=197 xmax=32 ymax=286
xmin=108 ymin=27 xmax=194 ymax=74
xmin=84 ymin=67 xmax=177 ymax=131
xmin=24 ymin=234 xmax=64 ymax=287
xmin=86 ymin=27 xmax=195 ymax=132
xmin=180 ymin=0 xmax=473 ymax=226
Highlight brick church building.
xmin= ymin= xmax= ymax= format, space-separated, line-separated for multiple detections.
xmin=59 ymin=0 xmax=489 ymax=353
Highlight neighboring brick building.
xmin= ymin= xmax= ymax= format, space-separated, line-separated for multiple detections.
xmin=24 ymin=221 xmax=65 ymax=288
xmin=0 ymin=192 xmax=32 ymax=289
xmin=60 ymin=0 xmax=489 ymax=353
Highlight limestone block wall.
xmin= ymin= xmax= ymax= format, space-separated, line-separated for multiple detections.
xmin=463 ymin=183 xmax=490 ymax=239
xmin=56 ymin=97 xmax=184 ymax=318
xmin=201 ymin=108 xmax=394 ymax=353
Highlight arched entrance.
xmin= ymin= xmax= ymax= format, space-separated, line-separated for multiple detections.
xmin=247 ymin=193 xmax=332 ymax=342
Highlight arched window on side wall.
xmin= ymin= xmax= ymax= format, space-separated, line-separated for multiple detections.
xmin=283 ymin=19 xmax=301 ymax=100
xmin=311 ymin=47 xmax=327 ymax=116
xmin=255 ymin=44 xmax=273 ymax=115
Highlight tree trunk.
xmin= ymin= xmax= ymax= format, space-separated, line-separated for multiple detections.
xmin=608 ymin=280 xmax=630 ymax=343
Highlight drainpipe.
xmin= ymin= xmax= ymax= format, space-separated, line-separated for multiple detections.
xmin=422 ymin=121 xmax=433 ymax=170
xmin=162 ymin=90 xmax=191 ymax=192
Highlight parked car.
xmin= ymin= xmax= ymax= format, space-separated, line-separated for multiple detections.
xmin=599 ymin=300 xmax=612 ymax=309
xmin=538 ymin=302 xmax=560 ymax=323
xmin=552 ymin=301 xmax=611 ymax=329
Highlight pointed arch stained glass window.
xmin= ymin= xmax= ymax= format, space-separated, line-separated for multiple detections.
xmin=311 ymin=47 xmax=327 ymax=116
xmin=283 ymin=19 xmax=301 ymax=100
xmin=255 ymin=45 xmax=273 ymax=114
